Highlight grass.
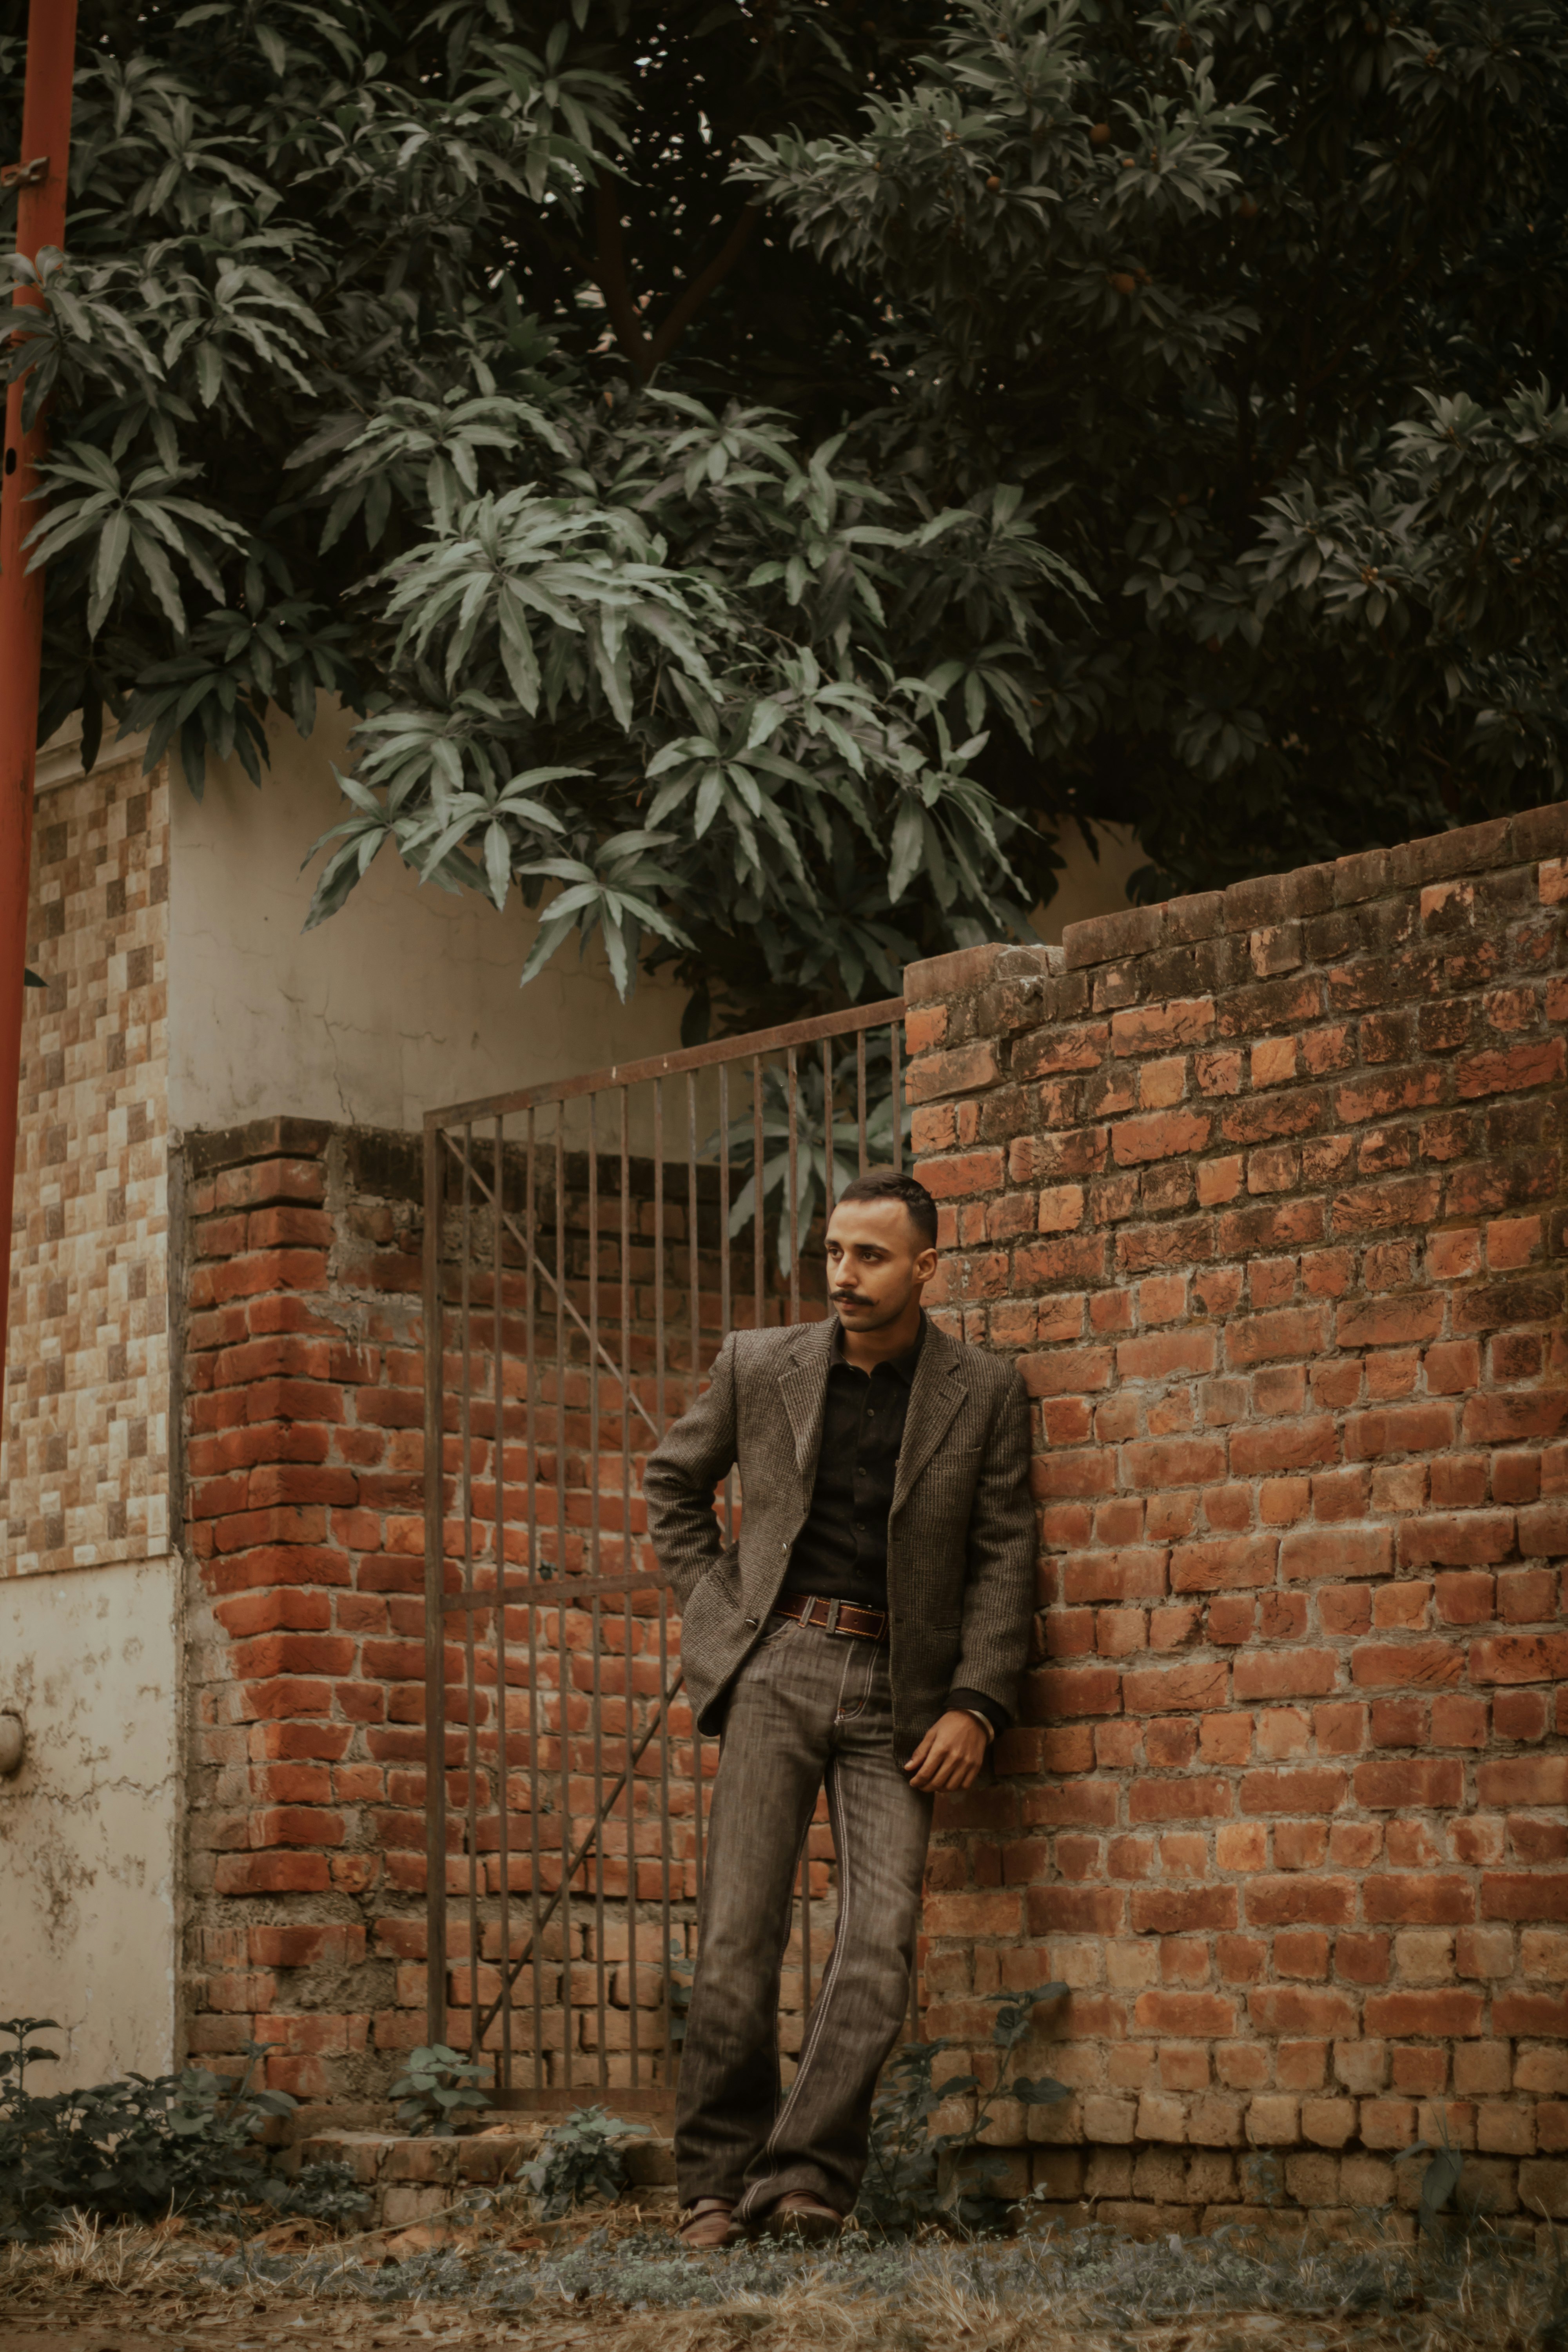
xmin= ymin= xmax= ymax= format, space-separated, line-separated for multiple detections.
xmin=3 ymin=2202 xmax=1566 ymax=2352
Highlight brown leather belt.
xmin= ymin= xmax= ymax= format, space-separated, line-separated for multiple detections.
xmin=772 ymin=1592 xmax=889 ymax=1643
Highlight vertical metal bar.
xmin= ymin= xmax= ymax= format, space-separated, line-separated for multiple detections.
xmin=821 ymin=1037 xmax=836 ymax=1227
xmin=786 ymin=1045 xmax=800 ymax=1328
xmin=653 ymin=1076 xmax=675 ymax=2084
xmin=421 ymin=1121 xmax=448 ymax=2053
xmin=785 ymin=1045 xmax=804 ymax=2027
xmin=460 ymin=1128 xmax=482 ymax=2066
xmin=587 ymin=1092 xmax=601 ymax=1590
xmin=718 ymin=1060 xmax=733 ymax=1541
xmin=0 ymin=0 xmax=81 ymax=1388
xmin=494 ymin=1114 xmax=512 ymax=2087
xmin=556 ymin=1112 xmax=572 ymax=2093
xmin=554 ymin=1115 xmax=567 ymax=1585
xmin=751 ymin=1055 xmax=765 ymax=1334
xmin=621 ymin=1086 xmax=639 ymax=2088
xmin=857 ymin=1029 xmax=869 ymax=1176
xmin=588 ymin=1095 xmax=608 ymax=2089
xmin=890 ymin=1017 xmax=902 ymax=1173
xmin=653 ymin=1080 xmax=666 ymax=1439
xmin=685 ymin=1071 xmax=706 ymax=1933
xmin=524 ymin=1109 xmax=543 ymax=2086
xmin=687 ymin=1072 xmax=701 ymax=1398
xmin=657 ymin=1575 xmax=674 ymax=2085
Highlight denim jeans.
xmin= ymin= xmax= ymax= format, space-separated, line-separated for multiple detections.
xmin=673 ymin=1613 xmax=934 ymax=2220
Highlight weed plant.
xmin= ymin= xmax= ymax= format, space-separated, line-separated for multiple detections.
xmin=0 ymin=2018 xmax=367 ymax=2242
xmin=860 ymin=1982 xmax=1069 ymax=2234
xmin=522 ymin=2107 xmax=652 ymax=2219
xmin=388 ymin=2045 xmax=490 ymax=2136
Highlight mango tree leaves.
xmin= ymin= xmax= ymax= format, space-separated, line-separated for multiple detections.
xmin=737 ymin=0 xmax=1568 ymax=895
xmin=3 ymin=0 xmax=1076 ymax=1020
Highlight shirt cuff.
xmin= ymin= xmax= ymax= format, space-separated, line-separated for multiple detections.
xmin=949 ymin=1686 xmax=1009 ymax=1740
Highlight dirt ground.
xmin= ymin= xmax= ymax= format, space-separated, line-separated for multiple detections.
xmin=0 ymin=2203 xmax=1553 ymax=2352
xmin=0 ymin=2289 xmax=1497 ymax=2352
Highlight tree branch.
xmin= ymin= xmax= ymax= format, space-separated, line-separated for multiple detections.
xmin=593 ymin=177 xmax=653 ymax=374
xmin=647 ymin=203 xmax=759 ymax=368
xmin=592 ymin=182 xmax=761 ymax=378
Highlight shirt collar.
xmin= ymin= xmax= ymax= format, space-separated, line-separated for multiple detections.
xmin=830 ymin=1310 xmax=925 ymax=1384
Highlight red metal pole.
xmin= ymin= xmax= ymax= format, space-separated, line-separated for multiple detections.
xmin=0 ymin=0 xmax=78 ymax=1378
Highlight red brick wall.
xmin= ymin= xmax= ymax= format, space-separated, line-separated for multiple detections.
xmin=905 ymin=804 xmax=1568 ymax=2234
xmin=181 ymin=1120 xmax=427 ymax=2098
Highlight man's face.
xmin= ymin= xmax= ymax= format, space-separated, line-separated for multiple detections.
xmin=823 ymin=1198 xmax=937 ymax=1332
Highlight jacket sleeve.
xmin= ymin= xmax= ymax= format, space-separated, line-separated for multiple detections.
xmin=642 ymin=1332 xmax=740 ymax=1609
xmin=951 ymin=1367 xmax=1037 ymax=1718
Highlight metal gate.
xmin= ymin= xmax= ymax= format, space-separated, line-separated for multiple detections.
xmin=420 ymin=998 xmax=909 ymax=2110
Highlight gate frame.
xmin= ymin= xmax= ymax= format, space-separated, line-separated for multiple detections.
xmin=420 ymin=997 xmax=907 ymax=2097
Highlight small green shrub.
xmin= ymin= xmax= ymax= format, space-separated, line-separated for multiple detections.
xmin=859 ymin=1982 xmax=1069 ymax=2236
xmin=284 ymin=2159 xmax=374 ymax=2229
xmin=521 ymin=2105 xmax=650 ymax=2219
xmin=0 ymin=2016 xmax=297 ymax=2241
xmin=388 ymin=2045 xmax=490 ymax=2136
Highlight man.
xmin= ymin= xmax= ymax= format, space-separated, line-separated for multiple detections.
xmin=644 ymin=1168 xmax=1036 ymax=2250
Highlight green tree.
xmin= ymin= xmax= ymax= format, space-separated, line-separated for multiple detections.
xmin=7 ymin=0 xmax=1566 ymax=1033
xmin=738 ymin=0 xmax=1568 ymax=895
xmin=3 ymin=0 xmax=1082 ymax=1036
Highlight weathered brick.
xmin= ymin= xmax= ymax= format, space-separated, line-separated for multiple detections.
xmin=906 ymin=1039 xmax=1002 ymax=1103
xmin=1234 ymin=1651 xmax=1339 ymax=1702
xmin=1282 ymin=1526 xmax=1394 ymax=1581
xmin=1398 ymin=1513 xmax=1517 ymax=1569
xmin=1350 ymin=1642 xmax=1463 ymax=1690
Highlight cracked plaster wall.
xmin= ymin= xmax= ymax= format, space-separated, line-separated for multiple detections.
xmin=0 ymin=1555 xmax=181 ymax=2084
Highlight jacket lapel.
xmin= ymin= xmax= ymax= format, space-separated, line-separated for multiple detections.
xmin=890 ymin=1322 xmax=968 ymax=1515
xmin=776 ymin=1317 xmax=835 ymax=1486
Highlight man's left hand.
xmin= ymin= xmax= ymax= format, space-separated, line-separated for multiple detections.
xmin=904 ymin=1710 xmax=988 ymax=1793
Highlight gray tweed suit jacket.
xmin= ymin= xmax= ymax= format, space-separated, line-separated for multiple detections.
xmin=643 ymin=1314 xmax=1036 ymax=1754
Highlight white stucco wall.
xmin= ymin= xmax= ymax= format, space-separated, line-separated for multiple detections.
xmin=165 ymin=702 xmax=691 ymax=1136
xmin=0 ymin=1555 xmax=182 ymax=2085
xmin=160 ymin=701 xmax=1137 ymax=1134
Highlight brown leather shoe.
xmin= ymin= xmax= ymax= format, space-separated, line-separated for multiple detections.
xmin=762 ymin=2191 xmax=842 ymax=2243
xmin=678 ymin=2198 xmax=743 ymax=2250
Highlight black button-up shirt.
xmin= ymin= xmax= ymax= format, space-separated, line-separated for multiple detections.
xmin=781 ymin=1321 xmax=922 ymax=1613
xmin=779 ymin=1316 xmax=1007 ymax=1735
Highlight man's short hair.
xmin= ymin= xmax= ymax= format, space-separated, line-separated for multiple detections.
xmin=834 ymin=1169 xmax=938 ymax=1250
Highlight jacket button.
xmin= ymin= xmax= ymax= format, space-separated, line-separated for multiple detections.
xmin=744 ymin=1615 xmax=759 ymax=1628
